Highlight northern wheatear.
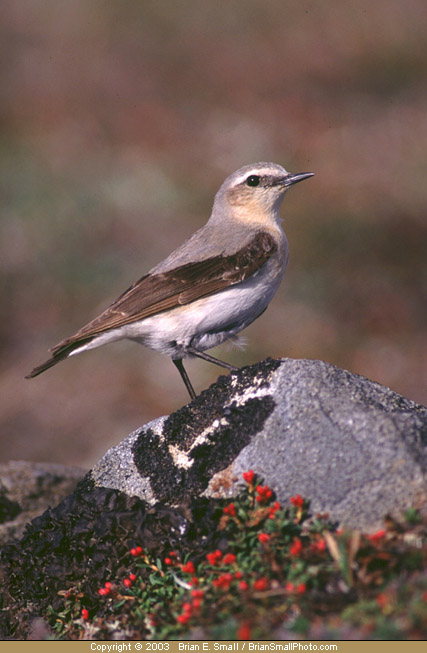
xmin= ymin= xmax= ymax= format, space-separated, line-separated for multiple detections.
xmin=26 ymin=162 xmax=314 ymax=399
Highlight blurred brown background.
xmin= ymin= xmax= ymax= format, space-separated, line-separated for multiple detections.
xmin=1 ymin=0 xmax=426 ymax=468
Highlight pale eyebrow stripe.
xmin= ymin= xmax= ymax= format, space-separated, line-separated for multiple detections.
xmin=232 ymin=168 xmax=277 ymax=186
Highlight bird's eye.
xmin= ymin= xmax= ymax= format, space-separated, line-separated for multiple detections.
xmin=246 ymin=175 xmax=261 ymax=187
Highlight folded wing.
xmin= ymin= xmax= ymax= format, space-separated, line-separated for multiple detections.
xmin=26 ymin=231 xmax=276 ymax=377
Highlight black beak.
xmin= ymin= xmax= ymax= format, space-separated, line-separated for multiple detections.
xmin=283 ymin=172 xmax=315 ymax=187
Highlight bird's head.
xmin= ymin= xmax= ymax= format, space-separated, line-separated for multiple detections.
xmin=212 ymin=162 xmax=314 ymax=229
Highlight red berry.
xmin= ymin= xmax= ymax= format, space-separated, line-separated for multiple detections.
xmin=237 ymin=622 xmax=251 ymax=640
xmin=130 ymin=545 xmax=143 ymax=556
xmin=177 ymin=613 xmax=190 ymax=624
xmin=191 ymin=589 xmax=204 ymax=599
xmin=258 ymin=533 xmax=270 ymax=543
xmin=213 ymin=573 xmax=233 ymax=590
xmin=368 ymin=529 xmax=387 ymax=542
xmin=290 ymin=494 xmax=304 ymax=508
xmin=255 ymin=485 xmax=273 ymax=504
xmin=311 ymin=538 xmax=326 ymax=553
xmin=242 ymin=470 xmax=255 ymax=484
xmin=253 ymin=577 xmax=268 ymax=591
xmin=223 ymin=553 xmax=236 ymax=564
xmin=289 ymin=537 xmax=303 ymax=556
xmin=206 ymin=549 xmax=223 ymax=565
xmin=223 ymin=503 xmax=237 ymax=516
xmin=181 ymin=561 xmax=195 ymax=574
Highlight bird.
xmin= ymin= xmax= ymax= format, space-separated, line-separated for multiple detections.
xmin=26 ymin=162 xmax=314 ymax=400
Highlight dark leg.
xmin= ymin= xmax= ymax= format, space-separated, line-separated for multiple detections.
xmin=172 ymin=358 xmax=197 ymax=400
xmin=185 ymin=346 xmax=239 ymax=372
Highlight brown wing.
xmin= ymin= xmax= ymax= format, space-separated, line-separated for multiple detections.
xmin=26 ymin=231 xmax=276 ymax=377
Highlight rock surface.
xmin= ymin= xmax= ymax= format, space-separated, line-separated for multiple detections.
xmin=91 ymin=357 xmax=427 ymax=530
xmin=2 ymin=357 xmax=427 ymax=639
xmin=0 ymin=460 xmax=85 ymax=545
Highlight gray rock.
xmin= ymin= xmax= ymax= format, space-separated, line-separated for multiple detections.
xmin=0 ymin=460 xmax=86 ymax=544
xmin=91 ymin=358 xmax=427 ymax=530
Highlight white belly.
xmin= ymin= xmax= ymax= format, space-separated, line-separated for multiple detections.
xmin=130 ymin=254 xmax=285 ymax=357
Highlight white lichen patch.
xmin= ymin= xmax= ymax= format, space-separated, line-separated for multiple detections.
xmin=225 ymin=375 xmax=271 ymax=409
xmin=168 ymin=444 xmax=193 ymax=470
xmin=168 ymin=376 xmax=274 ymax=472
xmin=168 ymin=417 xmax=229 ymax=469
